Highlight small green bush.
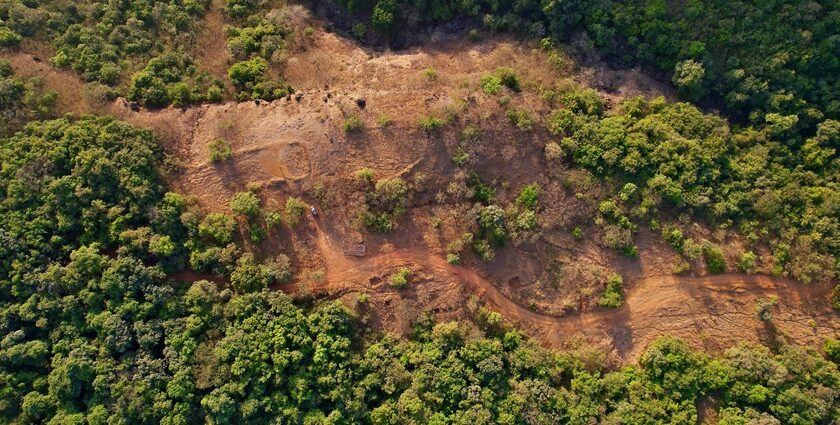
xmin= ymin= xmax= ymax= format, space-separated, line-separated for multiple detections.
xmin=343 ymin=115 xmax=364 ymax=132
xmin=419 ymin=116 xmax=445 ymax=132
xmin=354 ymin=167 xmax=376 ymax=183
xmin=209 ymin=139 xmax=232 ymax=162
xmin=506 ymin=108 xmax=534 ymax=130
xmin=390 ymin=267 xmax=411 ymax=289
xmin=495 ymin=67 xmax=520 ymax=92
xmin=265 ymin=210 xmax=283 ymax=227
xmin=480 ymin=75 xmax=502 ymax=95
xmin=598 ymin=274 xmax=623 ymax=308
xmin=451 ymin=148 xmax=469 ymax=166
xmin=516 ymin=184 xmax=540 ymax=210
xmin=738 ymin=251 xmax=757 ymax=273
xmin=377 ymin=115 xmax=392 ymax=127
xmin=703 ymin=243 xmax=727 ymax=273
xmin=363 ymin=211 xmax=393 ymax=232
xmin=446 ymin=252 xmax=461 ymax=265
xmin=461 ymin=125 xmax=480 ymax=143
xmin=248 ymin=223 xmax=266 ymax=243
xmin=286 ymin=197 xmax=308 ymax=226
xmin=825 ymin=338 xmax=840 ymax=362
xmin=422 ymin=68 xmax=438 ymax=80
xmin=472 ymin=239 xmax=495 ymax=261
xmin=756 ymin=297 xmax=778 ymax=321
xmin=352 ymin=23 xmax=367 ymax=38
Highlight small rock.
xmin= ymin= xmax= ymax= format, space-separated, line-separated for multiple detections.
xmin=355 ymin=97 xmax=366 ymax=109
xmin=294 ymin=91 xmax=304 ymax=101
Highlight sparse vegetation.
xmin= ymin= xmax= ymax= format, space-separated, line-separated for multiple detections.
xmin=376 ymin=115 xmax=392 ymax=127
xmin=421 ymin=67 xmax=438 ymax=80
xmin=419 ymin=115 xmax=446 ymax=132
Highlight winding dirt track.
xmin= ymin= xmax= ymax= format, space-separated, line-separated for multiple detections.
xmin=270 ymin=217 xmax=839 ymax=358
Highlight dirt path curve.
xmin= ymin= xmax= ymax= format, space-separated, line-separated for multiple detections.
xmin=272 ymin=216 xmax=840 ymax=357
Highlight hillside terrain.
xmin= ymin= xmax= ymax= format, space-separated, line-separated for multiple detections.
xmin=0 ymin=0 xmax=839 ymax=423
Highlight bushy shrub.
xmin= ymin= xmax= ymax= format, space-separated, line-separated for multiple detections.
xmin=598 ymin=274 xmax=623 ymax=308
xmin=228 ymin=57 xmax=292 ymax=101
xmin=230 ymin=254 xmax=271 ymax=293
xmin=0 ymin=24 xmax=22 ymax=47
xmin=480 ymin=75 xmax=502 ymax=94
xmin=516 ymin=184 xmax=540 ymax=210
xmin=285 ymin=197 xmax=308 ymax=226
xmin=738 ymin=251 xmax=757 ymax=273
xmin=230 ymin=191 xmax=261 ymax=218
xmin=266 ymin=254 xmax=293 ymax=283
xmin=352 ymin=23 xmax=367 ymax=38
xmin=209 ymin=139 xmax=233 ymax=162
xmin=354 ymin=167 xmax=376 ymax=183
xmin=703 ymin=243 xmax=726 ymax=273
xmin=494 ymin=67 xmax=520 ymax=92
xmin=419 ymin=115 xmax=445 ymax=132
xmin=390 ymin=267 xmax=411 ymax=288
xmin=199 ymin=213 xmax=236 ymax=245
xmin=343 ymin=115 xmax=364 ymax=132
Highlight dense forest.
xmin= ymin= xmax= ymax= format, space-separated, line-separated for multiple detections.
xmin=541 ymin=85 xmax=840 ymax=285
xmin=1 ymin=0 xmax=840 ymax=423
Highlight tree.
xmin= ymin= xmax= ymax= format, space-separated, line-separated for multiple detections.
xmin=478 ymin=205 xmax=507 ymax=245
xmin=372 ymin=0 xmax=397 ymax=33
xmin=672 ymin=59 xmax=706 ymax=102
xmin=230 ymin=254 xmax=271 ymax=293
xmin=228 ymin=57 xmax=267 ymax=90
xmin=230 ymin=191 xmax=261 ymax=218
xmin=199 ymin=213 xmax=236 ymax=245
